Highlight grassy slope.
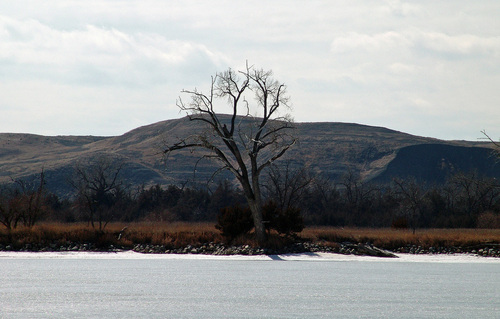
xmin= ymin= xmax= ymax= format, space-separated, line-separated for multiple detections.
xmin=1 ymin=116 xmax=495 ymax=196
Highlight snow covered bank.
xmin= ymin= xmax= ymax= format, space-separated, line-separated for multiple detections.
xmin=0 ymin=250 xmax=499 ymax=263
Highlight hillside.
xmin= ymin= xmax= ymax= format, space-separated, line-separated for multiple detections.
xmin=0 ymin=116 xmax=498 ymax=196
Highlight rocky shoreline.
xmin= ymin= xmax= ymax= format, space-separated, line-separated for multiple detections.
xmin=394 ymin=243 xmax=500 ymax=257
xmin=1 ymin=241 xmax=499 ymax=258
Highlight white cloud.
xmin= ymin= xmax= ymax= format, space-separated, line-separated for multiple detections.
xmin=330 ymin=30 xmax=500 ymax=58
xmin=0 ymin=1 xmax=499 ymax=140
xmin=389 ymin=63 xmax=416 ymax=74
xmin=330 ymin=31 xmax=410 ymax=53
xmin=0 ymin=15 xmax=228 ymax=87
xmin=415 ymin=32 xmax=500 ymax=57
xmin=381 ymin=0 xmax=421 ymax=17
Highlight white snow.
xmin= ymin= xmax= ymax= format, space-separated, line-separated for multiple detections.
xmin=0 ymin=251 xmax=499 ymax=263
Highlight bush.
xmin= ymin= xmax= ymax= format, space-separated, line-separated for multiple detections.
xmin=391 ymin=217 xmax=409 ymax=229
xmin=215 ymin=205 xmax=254 ymax=240
xmin=477 ymin=211 xmax=500 ymax=229
xmin=263 ymin=201 xmax=304 ymax=236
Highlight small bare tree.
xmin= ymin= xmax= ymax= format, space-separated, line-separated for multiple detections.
xmin=0 ymin=171 xmax=47 ymax=229
xmin=263 ymin=161 xmax=312 ymax=212
xmin=71 ymin=155 xmax=124 ymax=231
xmin=0 ymin=188 xmax=22 ymax=230
xmin=164 ymin=64 xmax=296 ymax=244
xmin=449 ymin=172 xmax=499 ymax=225
xmin=14 ymin=170 xmax=47 ymax=228
xmin=392 ymin=177 xmax=426 ymax=234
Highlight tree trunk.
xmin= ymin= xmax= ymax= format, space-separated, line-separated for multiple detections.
xmin=248 ymin=198 xmax=267 ymax=245
xmin=240 ymin=171 xmax=267 ymax=245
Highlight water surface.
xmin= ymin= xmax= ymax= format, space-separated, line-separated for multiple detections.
xmin=1 ymin=252 xmax=498 ymax=318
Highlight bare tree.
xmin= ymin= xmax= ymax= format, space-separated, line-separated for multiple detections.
xmin=481 ymin=130 xmax=500 ymax=158
xmin=164 ymin=64 xmax=296 ymax=244
xmin=14 ymin=170 xmax=47 ymax=228
xmin=0 ymin=187 xmax=22 ymax=229
xmin=263 ymin=161 xmax=312 ymax=212
xmin=449 ymin=172 xmax=500 ymax=225
xmin=392 ymin=177 xmax=426 ymax=234
xmin=71 ymin=155 xmax=124 ymax=231
xmin=0 ymin=171 xmax=47 ymax=229
xmin=340 ymin=171 xmax=377 ymax=219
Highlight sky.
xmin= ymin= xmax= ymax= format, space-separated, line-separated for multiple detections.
xmin=0 ymin=0 xmax=499 ymax=141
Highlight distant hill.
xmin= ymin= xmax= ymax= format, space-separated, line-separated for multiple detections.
xmin=0 ymin=115 xmax=498 ymax=197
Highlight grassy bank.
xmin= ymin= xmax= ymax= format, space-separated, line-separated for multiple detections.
xmin=301 ymin=227 xmax=500 ymax=251
xmin=0 ymin=222 xmax=222 ymax=251
xmin=0 ymin=222 xmax=499 ymax=254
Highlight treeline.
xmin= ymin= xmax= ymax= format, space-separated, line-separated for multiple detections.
xmin=0 ymin=176 xmax=247 ymax=230
xmin=301 ymin=171 xmax=500 ymax=230
xmin=263 ymin=164 xmax=500 ymax=230
xmin=1 ymin=162 xmax=499 ymax=231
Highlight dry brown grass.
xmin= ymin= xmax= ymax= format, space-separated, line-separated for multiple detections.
xmin=301 ymin=227 xmax=500 ymax=250
xmin=1 ymin=222 xmax=499 ymax=251
xmin=0 ymin=222 xmax=223 ymax=250
xmin=122 ymin=222 xmax=222 ymax=247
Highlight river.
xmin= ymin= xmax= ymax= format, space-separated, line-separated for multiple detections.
xmin=0 ymin=252 xmax=498 ymax=318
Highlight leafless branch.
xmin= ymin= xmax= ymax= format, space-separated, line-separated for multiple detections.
xmin=163 ymin=64 xmax=296 ymax=243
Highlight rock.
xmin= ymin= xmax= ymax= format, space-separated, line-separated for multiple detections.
xmin=356 ymin=243 xmax=397 ymax=258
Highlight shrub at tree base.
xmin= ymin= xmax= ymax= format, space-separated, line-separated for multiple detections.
xmin=262 ymin=201 xmax=305 ymax=236
xmin=215 ymin=202 xmax=305 ymax=242
xmin=391 ymin=217 xmax=409 ymax=229
xmin=215 ymin=206 xmax=254 ymax=240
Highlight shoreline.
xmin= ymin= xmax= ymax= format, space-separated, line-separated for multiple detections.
xmin=1 ymin=241 xmax=499 ymax=258
xmin=1 ymin=250 xmax=499 ymax=264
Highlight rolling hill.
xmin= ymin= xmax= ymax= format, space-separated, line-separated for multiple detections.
xmin=1 ymin=115 xmax=498 ymax=197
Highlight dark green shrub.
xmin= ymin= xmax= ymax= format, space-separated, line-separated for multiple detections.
xmin=215 ymin=205 xmax=254 ymax=240
xmin=391 ymin=217 xmax=409 ymax=229
xmin=263 ymin=201 xmax=304 ymax=236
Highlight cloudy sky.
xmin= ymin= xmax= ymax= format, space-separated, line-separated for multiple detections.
xmin=1 ymin=1 xmax=499 ymax=141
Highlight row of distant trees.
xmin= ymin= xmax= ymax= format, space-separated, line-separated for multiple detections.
xmin=1 ymin=64 xmax=499 ymax=237
xmin=264 ymin=164 xmax=500 ymax=231
xmin=1 ymin=157 xmax=499 ymax=232
xmin=304 ymin=170 xmax=500 ymax=231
